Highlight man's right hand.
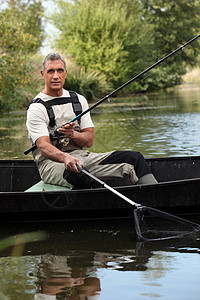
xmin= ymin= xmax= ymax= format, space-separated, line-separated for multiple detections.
xmin=36 ymin=136 xmax=82 ymax=172
xmin=63 ymin=154 xmax=81 ymax=173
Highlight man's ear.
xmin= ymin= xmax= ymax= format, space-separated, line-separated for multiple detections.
xmin=40 ymin=70 xmax=44 ymax=78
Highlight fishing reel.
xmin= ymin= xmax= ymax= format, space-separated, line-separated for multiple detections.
xmin=50 ymin=130 xmax=70 ymax=148
xmin=51 ymin=124 xmax=81 ymax=148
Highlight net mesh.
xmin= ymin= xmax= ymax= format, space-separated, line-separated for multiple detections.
xmin=134 ymin=206 xmax=200 ymax=242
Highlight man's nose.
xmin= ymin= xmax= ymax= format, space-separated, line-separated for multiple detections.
xmin=53 ymin=71 xmax=59 ymax=78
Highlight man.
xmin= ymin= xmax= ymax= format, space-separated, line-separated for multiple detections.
xmin=26 ymin=52 xmax=157 ymax=188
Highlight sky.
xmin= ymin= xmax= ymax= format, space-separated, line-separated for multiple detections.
xmin=41 ymin=0 xmax=60 ymax=54
xmin=0 ymin=0 xmax=59 ymax=54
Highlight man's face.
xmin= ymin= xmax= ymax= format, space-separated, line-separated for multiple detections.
xmin=41 ymin=59 xmax=67 ymax=95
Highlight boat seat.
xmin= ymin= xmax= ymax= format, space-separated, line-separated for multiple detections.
xmin=25 ymin=180 xmax=71 ymax=192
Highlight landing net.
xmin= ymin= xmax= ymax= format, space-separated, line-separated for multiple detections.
xmin=134 ymin=206 xmax=200 ymax=242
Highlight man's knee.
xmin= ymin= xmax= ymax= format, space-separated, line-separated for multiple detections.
xmin=99 ymin=150 xmax=150 ymax=178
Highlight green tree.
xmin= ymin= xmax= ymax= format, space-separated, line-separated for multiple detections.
xmin=52 ymin=0 xmax=200 ymax=93
xmin=140 ymin=0 xmax=200 ymax=90
xmin=53 ymin=0 xmax=151 ymax=90
xmin=0 ymin=0 xmax=44 ymax=113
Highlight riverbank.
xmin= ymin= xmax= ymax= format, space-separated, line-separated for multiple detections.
xmin=182 ymin=67 xmax=200 ymax=83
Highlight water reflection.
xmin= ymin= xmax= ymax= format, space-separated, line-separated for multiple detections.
xmin=91 ymin=84 xmax=200 ymax=156
xmin=0 ymin=111 xmax=30 ymax=159
xmin=0 ymin=220 xmax=200 ymax=299
xmin=35 ymin=254 xmax=101 ymax=299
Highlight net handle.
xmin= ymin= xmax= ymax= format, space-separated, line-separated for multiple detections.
xmin=77 ymin=166 xmax=141 ymax=208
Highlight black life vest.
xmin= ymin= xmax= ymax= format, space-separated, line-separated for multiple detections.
xmin=29 ymin=91 xmax=82 ymax=127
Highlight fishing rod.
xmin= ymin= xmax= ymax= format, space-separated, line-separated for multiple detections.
xmin=24 ymin=33 xmax=200 ymax=155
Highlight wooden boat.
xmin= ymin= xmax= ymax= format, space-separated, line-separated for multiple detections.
xmin=1 ymin=156 xmax=200 ymax=222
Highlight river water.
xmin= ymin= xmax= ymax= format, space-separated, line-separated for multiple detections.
xmin=0 ymin=83 xmax=200 ymax=299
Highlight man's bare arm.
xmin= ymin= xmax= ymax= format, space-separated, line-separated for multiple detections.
xmin=36 ymin=136 xmax=81 ymax=172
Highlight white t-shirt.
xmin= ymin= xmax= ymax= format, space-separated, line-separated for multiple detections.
xmin=26 ymin=89 xmax=94 ymax=145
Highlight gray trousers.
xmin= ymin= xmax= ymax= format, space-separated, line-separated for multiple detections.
xmin=38 ymin=149 xmax=138 ymax=187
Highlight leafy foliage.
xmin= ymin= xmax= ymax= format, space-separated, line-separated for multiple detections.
xmin=136 ymin=0 xmax=200 ymax=90
xmin=53 ymin=0 xmax=151 ymax=89
xmin=1 ymin=0 xmax=200 ymax=114
xmin=0 ymin=0 xmax=44 ymax=112
xmin=52 ymin=0 xmax=200 ymax=93
xmin=64 ymin=61 xmax=112 ymax=100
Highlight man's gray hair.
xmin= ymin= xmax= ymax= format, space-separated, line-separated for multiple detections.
xmin=42 ymin=52 xmax=66 ymax=71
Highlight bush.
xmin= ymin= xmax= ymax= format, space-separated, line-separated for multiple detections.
xmin=64 ymin=67 xmax=113 ymax=101
xmin=0 ymin=0 xmax=44 ymax=113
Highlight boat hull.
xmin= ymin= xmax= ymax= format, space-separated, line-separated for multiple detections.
xmin=1 ymin=157 xmax=200 ymax=222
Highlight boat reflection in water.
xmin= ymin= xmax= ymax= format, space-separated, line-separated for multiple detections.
xmin=0 ymin=219 xmax=149 ymax=299
xmin=32 ymin=220 xmax=145 ymax=299
xmin=1 ymin=219 xmax=199 ymax=299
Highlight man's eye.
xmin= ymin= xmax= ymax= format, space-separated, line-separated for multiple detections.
xmin=47 ymin=69 xmax=54 ymax=74
xmin=58 ymin=69 xmax=64 ymax=73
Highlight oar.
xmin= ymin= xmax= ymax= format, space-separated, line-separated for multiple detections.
xmin=77 ymin=165 xmax=200 ymax=242
xmin=24 ymin=34 xmax=200 ymax=155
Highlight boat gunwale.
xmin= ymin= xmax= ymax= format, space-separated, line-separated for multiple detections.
xmin=0 ymin=176 xmax=200 ymax=195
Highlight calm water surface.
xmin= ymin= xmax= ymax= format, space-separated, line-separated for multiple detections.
xmin=0 ymin=83 xmax=200 ymax=299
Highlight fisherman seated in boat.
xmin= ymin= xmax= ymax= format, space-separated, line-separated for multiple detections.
xmin=26 ymin=53 xmax=157 ymax=188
